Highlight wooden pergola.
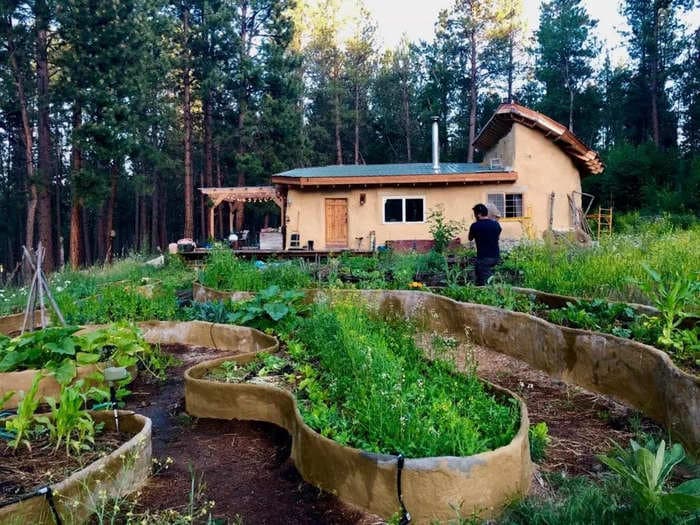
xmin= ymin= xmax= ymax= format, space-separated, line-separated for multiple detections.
xmin=200 ymin=186 xmax=284 ymax=239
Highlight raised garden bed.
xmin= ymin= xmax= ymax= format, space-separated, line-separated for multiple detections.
xmin=0 ymin=411 xmax=151 ymax=525
xmin=324 ymin=289 xmax=699 ymax=456
xmin=184 ymin=302 xmax=532 ymax=522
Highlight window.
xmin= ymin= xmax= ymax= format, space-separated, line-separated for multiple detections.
xmin=383 ymin=197 xmax=425 ymax=223
xmin=487 ymin=193 xmax=523 ymax=218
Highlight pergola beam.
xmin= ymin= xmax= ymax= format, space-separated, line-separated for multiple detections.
xmin=200 ymin=186 xmax=285 ymax=239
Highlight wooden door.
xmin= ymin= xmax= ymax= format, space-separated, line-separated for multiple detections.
xmin=325 ymin=198 xmax=348 ymax=248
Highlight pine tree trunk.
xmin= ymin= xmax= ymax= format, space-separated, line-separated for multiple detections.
xmin=182 ymin=6 xmax=194 ymax=239
xmin=468 ymin=27 xmax=477 ymax=163
xmin=204 ymin=94 xmax=214 ymax=237
xmin=402 ymin=72 xmax=411 ymax=162
xmin=335 ymin=91 xmax=343 ymax=164
xmin=215 ymin=144 xmax=223 ymax=237
xmin=4 ymin=14 xmax=37 ymax=256
xmin=236 ymin=2 xmax=249 ymax=189
xmin=650 ymin=6 xmax=660 ymax=146
xmin=354 ymin=83 xmax=360 ymax=164
xmin=151 ymin=172 xmax=159 ymax=251
xmin=140 ymin=190 xmax=148 ymax=252
xmin=69 ymin=105 xmax=82 ymax=269
xmin=104 ymin=165 xmax=118 ymax=263
xmin=36 ymin=0 xmax=54 ymax=271
xmin=82 ymin=207 xmax=92 ymax=266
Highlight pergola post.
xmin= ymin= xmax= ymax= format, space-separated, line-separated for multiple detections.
xmin=209 ymin=204 xmax=215 ymax=239
xmin=229 ymin=203 xmax=234 ymax=234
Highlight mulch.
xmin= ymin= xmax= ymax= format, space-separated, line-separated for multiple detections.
xmin=0 ymin=431 xmax=126 ymax=507
xmin=123 ymin=343 xmax=381 ymax=525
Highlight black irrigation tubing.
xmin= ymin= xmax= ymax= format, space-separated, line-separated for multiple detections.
xmin=396 ymin=453 xmax=411 ymax=524
xmin=0 ymin=486 xmax=63 ymax=525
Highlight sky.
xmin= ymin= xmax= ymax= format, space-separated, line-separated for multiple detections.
xmin=363 ymin=0 xmax=700 ymax=65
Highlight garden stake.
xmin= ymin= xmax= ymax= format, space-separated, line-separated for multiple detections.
xmin=396 ymin=454 xmax=411 ymax=524
xmin=104 ymin=367 xmax=130 ymax=434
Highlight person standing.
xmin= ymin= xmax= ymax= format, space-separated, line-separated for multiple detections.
xmin=468 ymin=203 xmax=501 ymax=285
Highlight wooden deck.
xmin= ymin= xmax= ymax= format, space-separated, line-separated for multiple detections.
xmin=178 ymin=247 xmax=375 ymax=264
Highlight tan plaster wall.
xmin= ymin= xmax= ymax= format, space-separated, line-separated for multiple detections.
xmin=185 ymin=355 xmax=532 ymax=523
xmin=0 ymin=412 xmax=151 ymax=525
xmin=286 ymin=185 xmax=525 ymax=250
xmin=510 ymin=125 xmax=583 ymax=235
xmin=323 ymin=289 xmax=699 ymax=456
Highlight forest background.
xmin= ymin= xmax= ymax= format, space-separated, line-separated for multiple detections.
xmin=0 ymin=0 xmax=698 ymax=274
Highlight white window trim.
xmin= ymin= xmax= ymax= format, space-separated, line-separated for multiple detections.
xmin=487 ymin=192 xmax=524 ymax=218
xmin=382 ymin=196 xmax=426 ymax=224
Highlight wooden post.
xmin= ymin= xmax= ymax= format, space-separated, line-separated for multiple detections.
xmin=229 ymin=204 xmax=234 ymax=234
xmin=209 ymin=204 xmax=215 ymax=240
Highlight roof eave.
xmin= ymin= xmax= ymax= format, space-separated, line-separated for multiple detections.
xmin=271 ymin=172 xmax=518 ymax=187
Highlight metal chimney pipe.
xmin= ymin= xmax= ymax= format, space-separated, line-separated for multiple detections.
xmin=431 ymin=116 xmax=440 ymax=172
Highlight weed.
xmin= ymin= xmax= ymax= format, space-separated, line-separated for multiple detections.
xmin=528 ymin=422 xmax=551 ymax=463
xmin=3 ymin=372 xmax=42 ymax=450
xmin=599 ymin=439 xmax=700 ymax=517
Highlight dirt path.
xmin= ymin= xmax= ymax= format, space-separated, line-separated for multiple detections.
xmin=472 ymin=345 xmax=661 ymax=476
xmin=125 ymin=344 xmax=380 ymax=525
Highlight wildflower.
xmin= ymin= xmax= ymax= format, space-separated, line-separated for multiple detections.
xmin=408 ymin=281 xmax=424 ymax=289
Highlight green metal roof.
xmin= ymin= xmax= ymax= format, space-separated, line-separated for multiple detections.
xmin=273 ymin=162 xmax=508 ymax=178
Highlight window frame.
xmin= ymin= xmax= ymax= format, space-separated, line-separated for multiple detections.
xmin=382 ymin=196 xmax=426 ymax=224
xmin=486 ymin=192 xmax=524 ymax=218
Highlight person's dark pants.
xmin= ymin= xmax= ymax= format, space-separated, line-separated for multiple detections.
xmin=475 ymin=257 xmax=499 ymax=286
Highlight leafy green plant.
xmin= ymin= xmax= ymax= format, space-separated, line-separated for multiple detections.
xmin=428 ymin=206 xmax=464 ymax=254
xmin=36 ymin=380 xmax=97 ymax=455
xmin=3 ymin=372 xmax=42 ymax=450
xmin=640 ymin=266 xmax=700 ymax=358
xmin=228 ymin=286 xmax=307 ymax=331
xmin=529 ymin=422 xmax=551 ymax=463
xmin=0 ymin=326 xmax=84 ymax=384
xmin=599 ymin=439 xmax=700 ymax=517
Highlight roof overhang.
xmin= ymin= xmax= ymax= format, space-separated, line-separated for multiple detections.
xmin=473 ymin=103 xmax=604 ymax=176
xmin=271 ymin=172 xmax=518 ymax=188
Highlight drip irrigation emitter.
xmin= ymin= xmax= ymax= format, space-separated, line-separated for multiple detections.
xmin=103 ymin=366 xmax=130 ymax=433
xmin=0 ymin=486 xmax=62 ymax=525
xmin=396 ymin=453 xmax=411 ymax=524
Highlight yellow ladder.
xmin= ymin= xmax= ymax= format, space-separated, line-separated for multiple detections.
xmin=587 ymin=207 xmax=613 ymax=238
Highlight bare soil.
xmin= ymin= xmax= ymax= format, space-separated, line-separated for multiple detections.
xmin=124 ymin=344 xmax=381 ymax=524
xmin=470 ymin=344 xmax=662 ymax=476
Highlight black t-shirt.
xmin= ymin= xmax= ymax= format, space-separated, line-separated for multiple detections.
xmin=468 ymin=218 xmax=501 ymax=259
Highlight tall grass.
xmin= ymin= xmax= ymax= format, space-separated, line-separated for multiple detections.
xmin=505 ymin=224 xmax=700 ymax=308
xmin=197 ymin=248 xmax=311 ymax=291
xmin=0 ymin=256 xmax=193 ymax=316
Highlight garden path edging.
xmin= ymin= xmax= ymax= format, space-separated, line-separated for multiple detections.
xmin=0 ymin=364 xmax=101 ymax=410
xmin=192 ymin=282 xmax=254 ymax=304
xmin=2 ymin=321 xmax=276 ymax=411
xmin=0 ymin=411 xmax=152 ymax=525
xmin=331 ymin=289 xmax=699 ymax=456
xmin=0 ymin=311 xmax=45 ymax=336
xmin=184 ymin=354 xmax=532 ymax=523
